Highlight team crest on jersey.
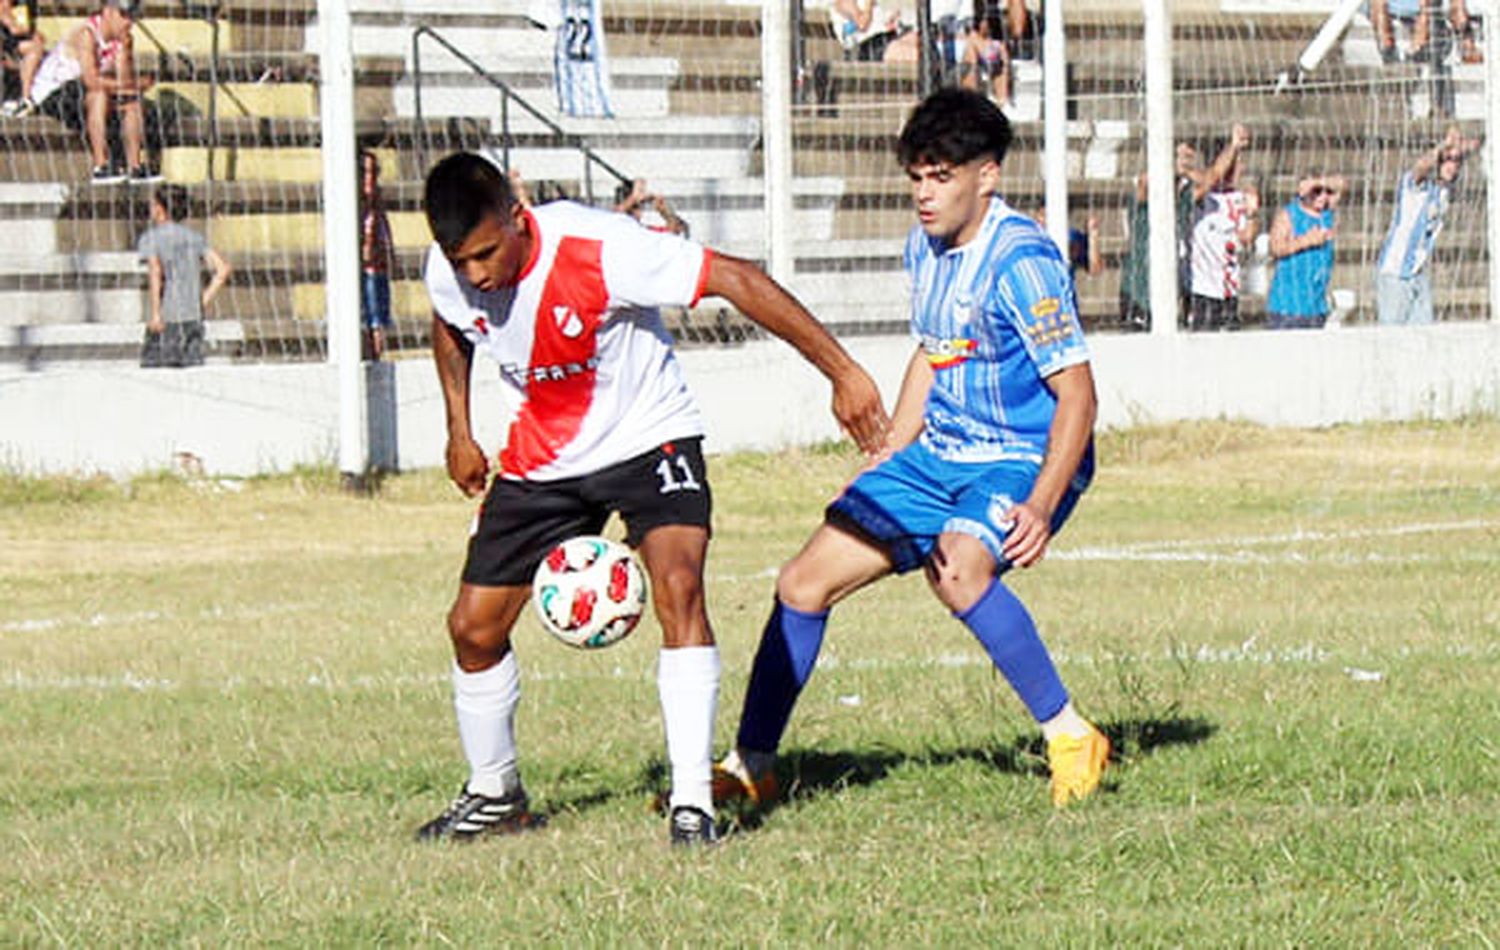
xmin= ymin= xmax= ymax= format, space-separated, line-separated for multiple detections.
xmin=553 ymin=306 xmax=585 ymax=339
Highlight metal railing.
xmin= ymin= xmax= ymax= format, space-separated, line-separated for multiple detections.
xmin=410 ymin=25 xmax=631 ymax=203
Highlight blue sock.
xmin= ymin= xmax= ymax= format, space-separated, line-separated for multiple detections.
xmin=735 ymin=600 xmax=828 ymax=754
xmin=955 ymin=578 xmax=1069 ymax=723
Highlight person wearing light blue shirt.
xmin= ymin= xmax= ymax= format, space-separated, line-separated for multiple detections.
xmin=713 ymin=89 xmax=1111 ymax=815
xmin=1375 ymin=128 xmax=1476 ymax=325
xmin=1266 ymin=174 xmax=1342 ymax=329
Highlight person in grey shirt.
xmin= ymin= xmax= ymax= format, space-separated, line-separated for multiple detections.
xmin=137 ymin=184 xmax=231 ymax=367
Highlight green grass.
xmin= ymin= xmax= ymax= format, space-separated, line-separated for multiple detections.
xmin=3 ymin=420 xmax=1498 ymax=945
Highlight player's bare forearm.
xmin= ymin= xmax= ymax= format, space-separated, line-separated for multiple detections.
xmin=1029 ymin=363 xmax=1097 ymax=517
xmin=432 ymin=314 xmax=489 ymax=496
xmin=432 ymin=314 xmax=475 ymax=440
xmin=885 ymin=345 xmax=933 ymax=453
xmin=702 ymin=252 xmax=889 ymax=453
xmin=1001 ymin=363 xmax=1095 ymax=568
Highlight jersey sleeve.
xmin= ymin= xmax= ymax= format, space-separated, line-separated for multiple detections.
xmin=136 ymin=229 xmax=156 ymax=263
xmin=599 ymin=214 xmax=711 ymax=310
xmin=991 ymin=244 xmax=1090 ymax=377
xmin=422 ymin=243 xmax=470 ymax=328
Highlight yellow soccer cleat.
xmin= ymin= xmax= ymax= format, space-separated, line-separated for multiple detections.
xmin=711 ymin=749 xmax=780 ymax=809
xmin=1047 ymin=725 xmax=1111 ymax=807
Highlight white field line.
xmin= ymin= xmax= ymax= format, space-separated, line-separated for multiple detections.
xmin=1051 ymin=518 xmax=1500 ymax=565
xmin=3 ymin=642 xmax=1496 ymax=693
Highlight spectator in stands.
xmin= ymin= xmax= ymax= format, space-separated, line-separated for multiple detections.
xmin=507 ymin=168 xmax=533 ymax=208
xmin=829 ymin=0 xmax=920 ymax=63
xmin=138 ymin=184 xmax=232 ymax=368
xmin=30 ymin=0 xmax=155 ymax=184
xmin=615 ymin=178 xmax=690 ymax=237
xmin=360 ymin=150 xmax=395 ymax=361
xmin=960 ymin=3 xmax=1010 ymax=103
xmin=1372 ymin=0 xmax=1479 ymax=64
xmin=1265 ymin=173 xmax=1344 ymax=330
xmin=1116 ymin=141 xmax=1204 ymax=332
xmin=0 ymin=0 xmax=45 ymax=117
xmin=1375 ymin=126 xmax=1478 ymax=325
xmin=1186 ymin=123 xmax=1259 ymax=331
xmin=1034 ymin=205 xmax=1102 ymax=282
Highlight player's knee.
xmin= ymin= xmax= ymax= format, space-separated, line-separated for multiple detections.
xmin=775 ymin=555 xmax=833 ymax=612
xmin=924 ymin=555 xmax=993 ymax=613
xmin=649 ymin=561 xmax=704 ymax=618
xmin=446 ymin=601 xmax=505 ymax=656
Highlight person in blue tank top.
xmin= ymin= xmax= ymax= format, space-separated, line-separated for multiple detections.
xmin=1265 ymin=174 xmax=1343 ymax=330
xmin=711 ymin=89 xmax=1111 ymax=814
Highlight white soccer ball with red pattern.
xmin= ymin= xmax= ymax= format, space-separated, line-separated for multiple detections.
xmin=531 ymin=536 xmax=648 ymax=649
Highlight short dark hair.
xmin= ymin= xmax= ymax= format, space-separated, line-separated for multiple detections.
xmin=154 ymin=184 xmax=190 ymax=222
xmin=423 ymin=153 xmax=516 ymax=252
xmin=896 ymin=88 xmax=1012 ymax=169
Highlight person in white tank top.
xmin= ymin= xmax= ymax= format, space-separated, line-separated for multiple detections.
xmin=30 ymin=0 xmax=153 ymax=183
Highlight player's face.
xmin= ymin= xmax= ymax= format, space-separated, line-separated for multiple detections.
xmin=445 ymin=205 xmax=531 ymax=292
xmin=907 ymin=157 xmax=1000 ymax=247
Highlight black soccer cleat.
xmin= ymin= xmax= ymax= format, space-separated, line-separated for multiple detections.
xmin=414 ymin=785 xmax=544 ymax=842
xmin=669 ymin=805 xmax=719 ymax=847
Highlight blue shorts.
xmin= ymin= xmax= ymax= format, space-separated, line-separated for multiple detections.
xmin=826 ymin=439 xmax=1093 ymax=575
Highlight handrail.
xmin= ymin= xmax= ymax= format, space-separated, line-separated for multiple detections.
xmin=411 ymin=24 xmax=631 ymax=203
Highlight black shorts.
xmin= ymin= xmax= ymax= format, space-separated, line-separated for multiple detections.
xmin=462 ymin=437 xmax=712 ymax=587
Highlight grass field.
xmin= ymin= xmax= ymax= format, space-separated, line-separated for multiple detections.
xmin=3 ymin=419 xmax=1498 ymax=945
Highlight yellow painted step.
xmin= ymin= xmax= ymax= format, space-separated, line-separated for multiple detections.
xmin=162 ymin=147 xmax=399 ymax=184
xmin=149 ymin=82 xmax=317 ymax=119
xmin=210 ymin=210 xmax=431 ymax=254
xmin=34 ymin=17 xmax=234 ymax=58
xmin=292 ymin=279 xmax=432 ymax=321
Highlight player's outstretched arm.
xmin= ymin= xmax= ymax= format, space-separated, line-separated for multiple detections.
xmin=702 ymin=252 xmax=889 ymax=454
xmin=883 ymin=344 xmax=933 ymax=455
xmin=431 ymin=314 xmax=489 ymax=496
xmin=1002 ymin=362 xmax=1097 ymax=569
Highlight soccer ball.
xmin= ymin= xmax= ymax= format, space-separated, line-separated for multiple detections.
xmin=531 ymin=536 xmax=648 ymax=649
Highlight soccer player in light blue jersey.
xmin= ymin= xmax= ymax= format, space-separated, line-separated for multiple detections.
xmin=714 ymin=88 xmax=1110 ymax=811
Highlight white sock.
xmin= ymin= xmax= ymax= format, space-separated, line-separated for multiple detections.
xmin=1040 ymin=701 xmax=1092 ymax=742
xmin=657 ymin=645 xmax=721 ymax=816
xmin=452 ymin=653 xmax=522 ymax=798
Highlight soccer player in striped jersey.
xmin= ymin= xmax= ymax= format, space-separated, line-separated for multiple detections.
xmin=414 ymin=153 xmax=887 ymax=846
xmin=716 ymin=88 xmax=1110 ymax=811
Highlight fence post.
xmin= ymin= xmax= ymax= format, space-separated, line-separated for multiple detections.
xmin=1144 ymin=0 xmax=1177 ymax=336
xmin=317 ymin=0 xmax=370 ymax=484
xmin=1486 ymin=0 xmax=1500 ymax=321
xmin=762 ymin=0 xmax=795 ymax=288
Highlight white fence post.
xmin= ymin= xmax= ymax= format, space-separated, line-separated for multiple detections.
xmin=317 ymin=0 xmax=369 ymax=481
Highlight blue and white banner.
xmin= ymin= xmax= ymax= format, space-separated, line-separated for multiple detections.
xmin=553 ymin=0 xmax=614 ymax=118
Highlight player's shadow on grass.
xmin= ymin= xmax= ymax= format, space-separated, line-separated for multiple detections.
xmin=720 ymin=714 xmax=1216 ymax=830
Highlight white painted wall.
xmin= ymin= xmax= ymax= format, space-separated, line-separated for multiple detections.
xmin=3 ymin=325 xmax=1498 ymax=477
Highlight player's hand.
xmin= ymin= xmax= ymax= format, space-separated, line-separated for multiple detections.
xmin=147 ymin=316 xmax=164 ymax=334
xmin=1231 ymin=123 xmax=1250 ymax=150
xmin=1000 ymin=500 xmax=1053 ymax=569
xmin=831 ymin=365 xmax=889 ymax=457
xmin=446 ymin=436 xmax=490 ymax=497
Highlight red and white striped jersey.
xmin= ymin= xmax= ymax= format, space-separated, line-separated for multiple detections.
xmin=424 ymin=201 xmax=712 ymax=481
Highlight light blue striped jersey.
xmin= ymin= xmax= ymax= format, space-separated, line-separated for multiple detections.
xmin=905 ymin=196 xmax=1090 ymax=465
xmin=1376 ymin=171 xmax=1449 ymax=279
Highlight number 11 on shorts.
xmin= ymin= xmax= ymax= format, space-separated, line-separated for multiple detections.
xmin=656 ymin=455 xmax=700 ymax=494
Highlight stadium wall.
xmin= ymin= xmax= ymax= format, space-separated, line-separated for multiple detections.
xmin=3 ymin=325 xmax=1498 ymax=477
